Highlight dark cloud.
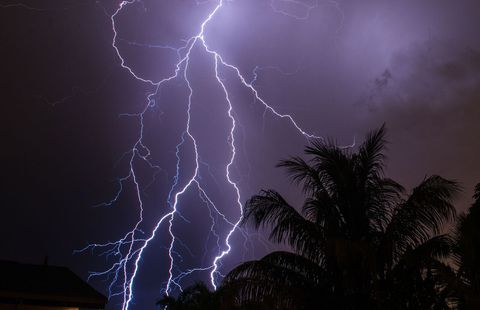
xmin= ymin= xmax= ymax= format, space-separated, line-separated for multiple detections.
xmin=359 ymin=41 xmax=480 ymax=209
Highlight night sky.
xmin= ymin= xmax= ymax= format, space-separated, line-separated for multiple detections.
xmin=1 ymin=0 xmax=480 ymax=309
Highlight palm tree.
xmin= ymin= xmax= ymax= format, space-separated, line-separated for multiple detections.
xmin=222 ymin=125 xmax=460 ymax=309
xmin=156 ymin=282 xmax=220 ymax=310
xmin=453 ymin=183 xmax=480 ymax=309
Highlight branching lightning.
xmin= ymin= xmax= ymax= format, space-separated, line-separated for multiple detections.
xmin=2 ymin=0 xmax=343 ymax=309
xmin=85 ymin=0 xmax=334 ymax=309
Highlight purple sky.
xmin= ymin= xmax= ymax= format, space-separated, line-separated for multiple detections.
xmin=1 ymin=0 xmax=480 ymax=309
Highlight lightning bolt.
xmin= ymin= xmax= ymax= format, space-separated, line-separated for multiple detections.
xmin=66 ymin=0 xmax=344 ymax=309
xmin=1 ymin=0 xmax=348 ymax=308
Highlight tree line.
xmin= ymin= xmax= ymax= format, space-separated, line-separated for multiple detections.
xmin=158 ymin=125 xmax=480 ymax=310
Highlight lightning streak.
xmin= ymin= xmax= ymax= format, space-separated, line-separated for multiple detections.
xmin=79 ymin=0 xmax=340 ymax=309
xmin=0 ymin=0 xmax=350 ymax=308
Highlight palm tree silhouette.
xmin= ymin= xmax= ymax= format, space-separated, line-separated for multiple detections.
xmin=453 ymin=183 xmax=480 ymax=309
xmin=157 ymin=282 xmax=220 ymax=310
xmin=222 ymin=125 xmax=460 ymax=310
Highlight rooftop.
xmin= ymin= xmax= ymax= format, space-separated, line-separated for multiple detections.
xmin=0 ymin=260 xmax=107 ymax=309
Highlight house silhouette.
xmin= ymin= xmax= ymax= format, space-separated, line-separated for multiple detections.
xmin=0 ymin=260 xmax=107 ymax=310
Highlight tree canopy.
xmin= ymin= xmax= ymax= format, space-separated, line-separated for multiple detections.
xmin=160 ymin=126 xmax=480 ymax=310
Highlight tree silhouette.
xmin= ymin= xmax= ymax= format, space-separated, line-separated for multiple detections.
xmin=222 ymin=125 xmax=460 ymax=310
xmin=157 ymin=282 xmax=220 ymax=310
xmin=453 ymin=183 xmax=480 ymax=309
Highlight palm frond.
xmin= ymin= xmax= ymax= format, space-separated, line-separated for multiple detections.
xmin=357 ymin=123 xmax=388 ymax=180
xmin=398 ymin=235 xmax=453 ymax=267
xmin=305 ymin=140 xmax=353 ymax=189
xmin=305 ymin=140 xmax=360 ymax=233
xmin=242 ymin=190 xmax=301 ymax=230
xmin=366 ymin=178 xmax=404 ymax=232
xmin=242 ymin=190 xmax=324 ymax=259
xmin=474 ymin=183 xmax=480 ymax=201
xmin=223 ymin=251 xmax=333 ymax=309
xmin=385 ymin=175 xmax=460 ymax=261
xmin=223 ymin=255 xmax=315 ymax=309
xmin=277 ymin=156 xmax=322 ymax=194
xmin=260 ymin=251 xmax=326 ymax=283
xmin=302 ymin=195 xmax=344 ymax=238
